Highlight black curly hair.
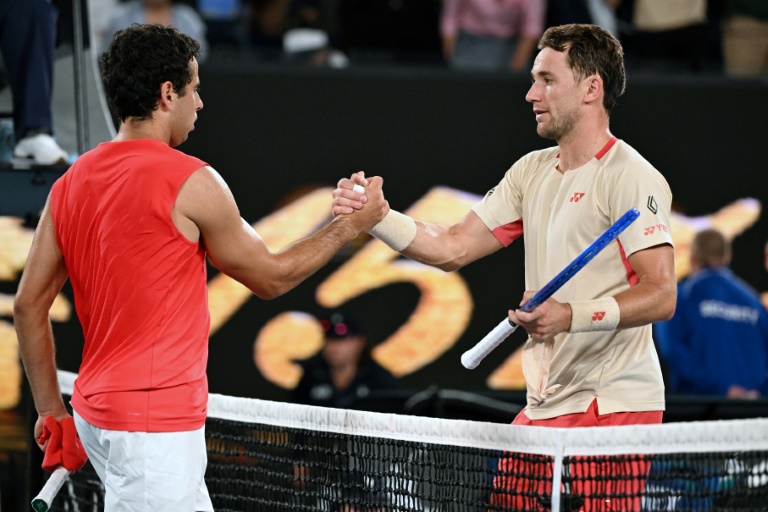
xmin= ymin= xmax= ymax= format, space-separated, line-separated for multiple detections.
xmin=538 ymin=24 xmax=626 ymax=113
xmin=99 ymin=24 xmax=201 ymax=122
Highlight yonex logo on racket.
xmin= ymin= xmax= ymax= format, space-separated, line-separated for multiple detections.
xmin=569 ymin=192 xmax=585 ymax=202
xmin=592 ymin=311 xmax=606 ymax=321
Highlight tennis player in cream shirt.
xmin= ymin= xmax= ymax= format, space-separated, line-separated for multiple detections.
xmin=334 ymin=23 xmax=675 ymax=428
xmin=334 ymin=22 xmax=676 ymax=509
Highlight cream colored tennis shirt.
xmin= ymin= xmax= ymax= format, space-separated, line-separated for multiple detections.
xmin=472 ymin=138 xmax=673 ymax=420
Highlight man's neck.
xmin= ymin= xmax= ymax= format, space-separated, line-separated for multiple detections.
xmin=556 ymin=121 xmax=613 ymax=173
xmin=114 ymin=119 xmax=170 ymax=144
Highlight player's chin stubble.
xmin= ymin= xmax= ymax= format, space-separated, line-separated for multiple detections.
xmin=538 ymin=110 xmax=579 ymax=142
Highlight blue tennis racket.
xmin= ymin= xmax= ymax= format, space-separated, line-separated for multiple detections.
xmin=461 ymin=208 xmax=641 ymax=369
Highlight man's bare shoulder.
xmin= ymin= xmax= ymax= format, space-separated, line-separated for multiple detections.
xmin=182 ymin=165 xmax=230 ymax=194
xmin=177 ymin=166 xmax=238 ymax=219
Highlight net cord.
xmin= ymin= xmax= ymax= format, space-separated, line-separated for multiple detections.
xmin=57 ymin=371 xmax=768 ymax=456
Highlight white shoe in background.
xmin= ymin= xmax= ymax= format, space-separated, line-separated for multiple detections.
xmin=14 ymin=133 xmax=69 ymax=165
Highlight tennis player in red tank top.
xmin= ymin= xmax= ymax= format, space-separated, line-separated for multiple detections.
xmin=15 ymin=24 xmax=389 ymax=511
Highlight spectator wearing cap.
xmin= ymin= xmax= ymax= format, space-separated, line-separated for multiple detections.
xmin=291 ymin=312 xmax=401 ymax=409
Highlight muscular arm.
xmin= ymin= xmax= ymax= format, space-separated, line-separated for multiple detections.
xmin=176 ymin=166 xmax=387 ymax=299
xmin=614 ymin=243 xmax=677 ymax=327
xmin=401 ymin=210 xmax=503 ymax=272
xmin=14 ymin=197 xmax=71 ymax=433
xmin=513 ymin=243 xmax=676 ymax=339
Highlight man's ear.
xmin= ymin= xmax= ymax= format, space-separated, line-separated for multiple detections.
xmin=158 ymin=81 xmax=175 ymax=110
xmin=583 ymin=75 xmax=603 ymax=105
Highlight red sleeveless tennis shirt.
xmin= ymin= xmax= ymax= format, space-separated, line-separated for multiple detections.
xmin=50 ymin=138 xmax=210 ymax=432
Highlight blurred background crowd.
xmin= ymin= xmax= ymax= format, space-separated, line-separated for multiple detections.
xmin=83 ymin=0 xmax=767 ymax=76
xmin=1 ymin=0 xmax=766 ymax=167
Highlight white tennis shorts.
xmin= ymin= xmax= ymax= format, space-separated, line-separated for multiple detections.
xmin=73 ymin=411 xmax=214 ymax=512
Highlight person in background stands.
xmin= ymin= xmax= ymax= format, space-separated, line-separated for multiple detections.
xmin=655 ymin=228 xmax=768 ymax=398
xmin=292 ymin=311 xmax=401 ymax=410
xmin=440 ymin=0 xmax=545 ymax=72
xmin=624 ymin=0 xmax=710 ymax=73
xmin=1 ymin=0 xmax=69 ymax=165
xmin=99 ymin=0 xmax=210 ymax=60
xmin=721 ymin=0 xmax=768 ymax=78
xmin=546 ymin=0 xmax=621 ymax=37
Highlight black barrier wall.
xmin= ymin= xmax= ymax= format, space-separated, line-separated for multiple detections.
xmin=18 ymin=66 xmax=768 ymax=402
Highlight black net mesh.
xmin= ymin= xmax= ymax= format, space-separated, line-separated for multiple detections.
xmin=190 ymin=418 xmax=521 ymax=511
xmin=45 ymin=376 xmax=768 ymax=512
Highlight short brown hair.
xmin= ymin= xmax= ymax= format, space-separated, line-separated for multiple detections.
xmin=538 ymin=24 xmax=626 ymax=113
xmin=691 ymin=229 xmax=731 ymax=268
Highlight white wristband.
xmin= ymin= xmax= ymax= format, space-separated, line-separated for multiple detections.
xmin=568 ymin=297 xmax=620 ymax=333
xmin=368 ymin=210 xmax=417 ymax=252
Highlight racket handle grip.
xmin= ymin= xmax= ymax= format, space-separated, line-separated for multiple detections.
xmin=461 ymin=318 xmax=518 ymax=369
xmin=31 ymin=466 xmax=70 ymax=511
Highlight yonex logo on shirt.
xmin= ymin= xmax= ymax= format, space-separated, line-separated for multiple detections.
xmin=592 ymin=311 xmax=606 ymax=321
xmin=643 ymin=223 xmax=669 ymax=236
xmin=569 ymin=192 xmax=585 ymax=202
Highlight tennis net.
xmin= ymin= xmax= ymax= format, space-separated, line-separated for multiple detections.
xmin=50 ymin=370 xmax=768 ymax=511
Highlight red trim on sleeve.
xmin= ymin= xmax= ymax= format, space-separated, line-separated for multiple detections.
xmin=616 ymin=238 xmax=639 ymax=286
xmin=595 ymin=136 xmax=618 ymax=160
xmin=492 ymin=218 xmax=524 ymax=247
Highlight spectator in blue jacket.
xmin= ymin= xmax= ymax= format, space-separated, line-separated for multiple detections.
xmin=655 ymin=228 xmax=768 ymax=398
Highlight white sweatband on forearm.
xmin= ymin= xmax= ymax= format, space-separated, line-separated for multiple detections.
xmin=568 ymin=297 xmax=620 ymax=333
xmin=368 ymin=210 xmax=417 ymax=252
